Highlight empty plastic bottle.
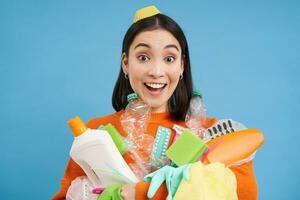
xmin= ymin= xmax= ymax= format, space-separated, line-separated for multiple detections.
xmin=185 ymin=90 xmax=208 ymax=140
xmin=120 ymin=93 xmax=155 ymax=180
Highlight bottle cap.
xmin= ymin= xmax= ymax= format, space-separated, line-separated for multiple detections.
xmin=192 ymin=90 xmax=202 ymax=98
xmin=68 ymin=116 xmax=88 ymax=137
xmin=127 ymin=93 xmax=138 ymax=102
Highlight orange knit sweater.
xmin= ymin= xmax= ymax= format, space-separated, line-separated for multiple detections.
xmin=52 ymin=110 xmax=258 ymax=200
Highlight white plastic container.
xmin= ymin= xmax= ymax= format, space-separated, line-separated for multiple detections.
xmin=68 ymin=116 xmax=139 ymax=188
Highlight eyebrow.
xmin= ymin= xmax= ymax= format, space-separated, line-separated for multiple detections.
xmin=134 ymin=43 xmax=179 ymax=52
xmin=165 ymin=44 xmax=179 ymax=51
xmin=134 ymin=43 xmax=150 ymax=49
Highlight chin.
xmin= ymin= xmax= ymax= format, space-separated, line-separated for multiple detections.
xmin=148 ymin=103 xmax=168 ymax=113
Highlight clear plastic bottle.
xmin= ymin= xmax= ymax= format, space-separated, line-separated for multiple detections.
xmin=120 ymin=93 xmax=154 ymax=180
xmin=185 ymin=90 xmax=207 ymax=140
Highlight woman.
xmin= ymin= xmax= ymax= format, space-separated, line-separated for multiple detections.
xmin=53 ymin=6 xmax=258 ymax=200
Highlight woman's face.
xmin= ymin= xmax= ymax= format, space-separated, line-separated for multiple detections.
xmin=122 ymin=29 xmax=184 ymax=113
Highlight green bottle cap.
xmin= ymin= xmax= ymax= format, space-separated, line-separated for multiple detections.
xmin=192 ymin=90 xmax=202 ymax=98
xmin=127 ymin=93 xmax=138 ymax=102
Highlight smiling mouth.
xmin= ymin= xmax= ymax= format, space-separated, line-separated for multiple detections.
xmin=144 ymin=83 xmax=167 ymax=91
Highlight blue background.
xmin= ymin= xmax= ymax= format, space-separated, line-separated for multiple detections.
xmin=1 ymin=0 xmax=299 ymax=199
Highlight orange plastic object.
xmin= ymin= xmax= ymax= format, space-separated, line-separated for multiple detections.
xmin=68 ymin=116 xmax=88 ymax=137
xmin=201 ymin=117 xmax=217 ymax=129
xmin=203 ymin=128 xmax=264 ymax=166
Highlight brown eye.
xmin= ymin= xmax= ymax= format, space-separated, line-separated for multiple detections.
xmin=137 ymin=55 xmax=150 ymax=62
xmin=165 ymin=56 xmax=175 ymax=63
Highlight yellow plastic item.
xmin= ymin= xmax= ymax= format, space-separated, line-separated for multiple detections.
xmin=203 ymin=128 xmax=265 ymax=166
xmin=174 ymin=162 xmax=237 ymax=200
xmin=68 ymin=116 xmax=88 ymax=137
xmin=133 ymin=5 xmax=161 ymax=23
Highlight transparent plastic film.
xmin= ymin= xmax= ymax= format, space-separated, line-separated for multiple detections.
xmin=66 ymin=176 xmax=99 ymax=200
xmin=150 ymin=154 xmax=171 ymax=170
xmin=227 ymin=152 xmax=257 ymax=167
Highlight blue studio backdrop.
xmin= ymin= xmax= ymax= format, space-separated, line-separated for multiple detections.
xmin=1 ymin=0 xmax=299 ymax=199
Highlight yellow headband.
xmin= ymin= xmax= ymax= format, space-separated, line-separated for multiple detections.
xmin=133 ymin=5 xmax=161 ymax=23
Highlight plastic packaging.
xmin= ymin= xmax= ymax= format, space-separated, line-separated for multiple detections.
xmin=204 ymin=119 xmax=257 ymax=167
xmin=203 ymin=128 xmax=264 ymax=166
xmin=149 ymin=126 xmax=172 ymax=169
xmin=66 ymin=176 xmax=98 ymax=200
xmin=205 ymin=119 xmax=247 ymax=141
xmin=69 ymin=116 xmax=139 ymax=188
xmin=185 ymin=90 xmax=207 ymax=139
xmin=227 ymin=152 xmax=257 ymax=167
xmin=120 ymin=93 xmax=154 ymax=180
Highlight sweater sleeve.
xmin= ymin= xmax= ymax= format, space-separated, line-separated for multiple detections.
xmin=230 ymin=161 xmax=258 ymax=200
xmin=135 ymin=161 xmax=258 ymax=200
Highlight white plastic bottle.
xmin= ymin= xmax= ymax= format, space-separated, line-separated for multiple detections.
xmin=68 ymin=116 xmax=139 ymax=188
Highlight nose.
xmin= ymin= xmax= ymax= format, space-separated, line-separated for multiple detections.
xmin=148 ymin=62 xmax=164 ymax=78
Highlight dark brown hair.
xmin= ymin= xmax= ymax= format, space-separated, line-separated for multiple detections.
xmin=112 ymin=14 xmax=193 ymax=121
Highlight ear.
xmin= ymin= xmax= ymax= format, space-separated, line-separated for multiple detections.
xmin=121 ymin=52 xmax=129 ymax=75
xmin=180 ymin=54 xmax=185 ymax=74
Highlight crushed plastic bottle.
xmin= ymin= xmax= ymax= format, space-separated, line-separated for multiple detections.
xmin=185 ymin=90 xmax=208 ymax=140
xmin=120 ymin=93 xmax=154 ymax=180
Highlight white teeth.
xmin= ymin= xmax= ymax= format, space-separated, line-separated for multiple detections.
xmin=145 ymin=83 xmax=165 ymax=89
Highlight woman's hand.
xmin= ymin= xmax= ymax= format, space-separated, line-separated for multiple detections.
xmin=120 ymin=183 xmax=136 ymax=200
